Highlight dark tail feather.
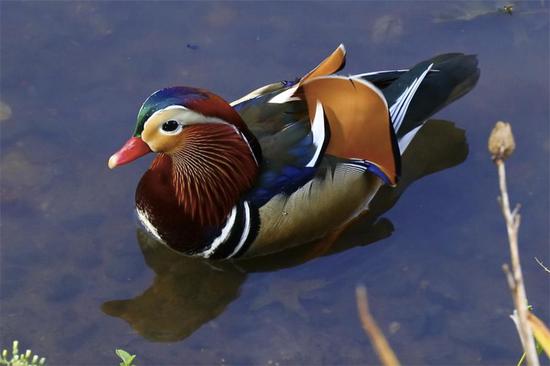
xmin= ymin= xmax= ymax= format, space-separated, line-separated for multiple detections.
xmin=361 ymin=54 xmax=480 ymax=140
xmin=395 ymin=54 xmax=480 ymax=138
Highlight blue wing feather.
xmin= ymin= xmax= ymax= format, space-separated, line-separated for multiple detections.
xmin=245 ymin=120 xmax=320 ymax=206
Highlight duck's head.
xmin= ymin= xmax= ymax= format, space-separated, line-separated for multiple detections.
xmin=108 ymin=86 xmax=262 ymax=226
xmin=108 ymin=86 xmax=261 ymax=169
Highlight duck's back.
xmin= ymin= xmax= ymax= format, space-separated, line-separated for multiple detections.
xmin=232 ymin=47 xmax=479 ymax=257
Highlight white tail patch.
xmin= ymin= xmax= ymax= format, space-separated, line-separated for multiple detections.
xmin=389 ymin=63 xmax=433 ymax=133
xmin=398 ymin=124 xmax=423 ymax=154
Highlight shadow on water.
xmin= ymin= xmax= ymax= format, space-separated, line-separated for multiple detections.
xmin=102 ymin=118 xmax=469 ymax=342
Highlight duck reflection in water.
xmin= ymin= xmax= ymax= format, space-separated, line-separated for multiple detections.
xmin=102 ymin=119 xmax=468 ymax=342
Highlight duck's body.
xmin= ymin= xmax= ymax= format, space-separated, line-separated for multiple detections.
xmin=109 ymin=45 xmax=479 ymax=259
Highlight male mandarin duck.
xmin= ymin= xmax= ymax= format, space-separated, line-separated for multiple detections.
xmin=108 ymin=45 xmax=479 ymax=259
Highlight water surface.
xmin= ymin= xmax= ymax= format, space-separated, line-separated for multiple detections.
xmin=1 ymin=1 xmax=549 ymax=365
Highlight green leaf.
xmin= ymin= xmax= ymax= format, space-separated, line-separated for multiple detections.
xmin=115 ymin=349 xmax=136 ymax=366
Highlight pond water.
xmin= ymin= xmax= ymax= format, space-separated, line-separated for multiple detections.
xmin=1 ymin=1 xmax=549 ymax=365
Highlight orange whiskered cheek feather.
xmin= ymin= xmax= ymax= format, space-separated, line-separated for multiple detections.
xmin=167 ymin=123 xmax=260 ymax=226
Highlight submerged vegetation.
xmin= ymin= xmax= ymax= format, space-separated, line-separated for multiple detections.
xmin=356 ymin=286 xmax=400 ymax=366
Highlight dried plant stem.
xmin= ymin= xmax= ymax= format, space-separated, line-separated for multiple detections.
xmin=534 ymin=257 xmax=550 ymax=274
xmin=356 ymin=286 xmax=400 ymax=366
xmin=496 ymin=159 xmax=539 ymax=366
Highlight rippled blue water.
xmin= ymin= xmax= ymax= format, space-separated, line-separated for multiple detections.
xmin=1 ymin=2 xmax=549 ymax=365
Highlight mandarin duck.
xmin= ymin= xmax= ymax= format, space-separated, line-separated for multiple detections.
xmin=108 ymin=45 xmax=479 ymax=259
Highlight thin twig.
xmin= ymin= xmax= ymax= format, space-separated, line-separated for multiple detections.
xmin=488 ymin=122 xmax=539 ymax=365
xmin=503 ymin=264 xmax=516 ymax=293
xmin=356 ymin=286 xmax=400 ymax=366
xmin=496 ymin=159 xmax=539 ymax=366
xmin=534 ymin=257 xmax=550 ymax=274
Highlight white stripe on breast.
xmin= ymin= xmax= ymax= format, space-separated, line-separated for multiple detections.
xmin=228 ymin=201 xmax=251 ymax=258
xmin=198 ymin=205 xmax=237 ymax=258
xmin=137 ymin=208 xmax=164 ymax=242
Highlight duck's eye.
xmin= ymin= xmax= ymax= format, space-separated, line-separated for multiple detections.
xmin=162 ymin=120 xmax=180 ymax=132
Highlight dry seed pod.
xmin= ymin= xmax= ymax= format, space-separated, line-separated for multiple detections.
xmin=488 ymin=121 xmax=516 ymax=161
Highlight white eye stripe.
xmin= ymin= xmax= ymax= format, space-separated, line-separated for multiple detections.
xmin=147 ymin=105 xmax=228 ymax=127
